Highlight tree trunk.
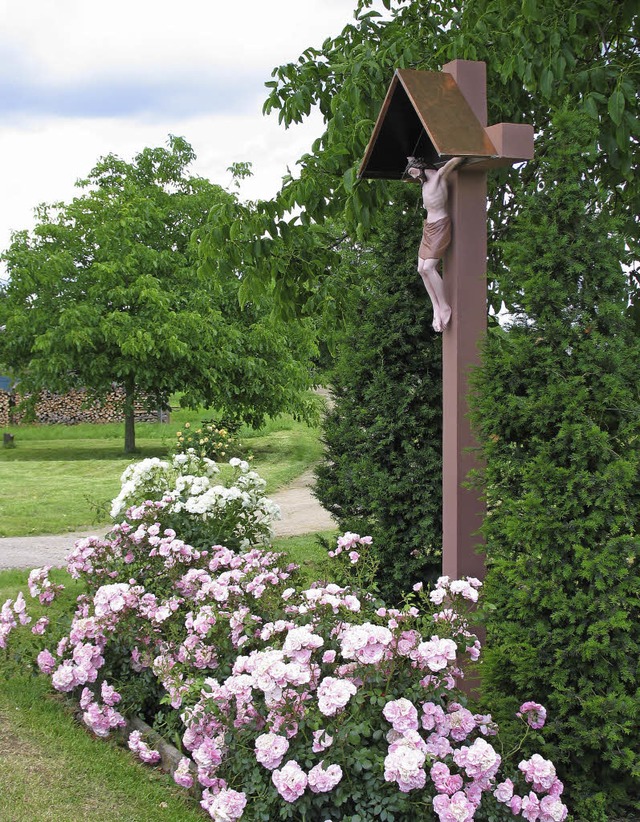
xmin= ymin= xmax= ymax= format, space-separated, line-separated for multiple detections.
xmin=124 ymin=376 xmax=137 ymax=454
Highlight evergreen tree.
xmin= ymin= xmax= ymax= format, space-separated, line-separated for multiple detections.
xmin=470 ymin=111 xmax=640 ymax=818
xmin=315 ymin=191 xmax=443 ymax=602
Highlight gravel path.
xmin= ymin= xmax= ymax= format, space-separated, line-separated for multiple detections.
xmin=0 ymin=470 xmax=336 ymax=571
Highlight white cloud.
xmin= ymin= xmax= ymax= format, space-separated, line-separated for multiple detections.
xmin=0 ymin=0 xmax=365 ymax=263
xmin=1 ymin=0 xmax=357 ymax=81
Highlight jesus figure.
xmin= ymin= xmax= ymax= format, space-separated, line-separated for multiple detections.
xmin=405 ymin=155 xmax=465 ymax=332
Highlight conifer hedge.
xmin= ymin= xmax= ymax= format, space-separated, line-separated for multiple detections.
xmin=315 ymin=193 xmax=444 ymax=602
xmin=470 ymin=111 xmax=640 ymax=819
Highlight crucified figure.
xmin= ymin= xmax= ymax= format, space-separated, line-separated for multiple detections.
xmin=405 ymin=155 xmax=465 ymax=332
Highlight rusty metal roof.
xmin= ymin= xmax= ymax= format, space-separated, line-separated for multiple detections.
xmin=358 ymin=69 xmax=498 ymax=180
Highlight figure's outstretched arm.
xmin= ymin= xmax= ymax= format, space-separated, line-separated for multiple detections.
xmin=437 ymin=156 xmax=466 ymax=181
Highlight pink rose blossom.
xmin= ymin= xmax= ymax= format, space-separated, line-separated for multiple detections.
xmin=421 ymin=702 xmax=447 ymax=732
xmin=31 ymin=617 xmax=49 ymax=635
xmin=173 ymin=756 xmax=194 ymax=789
xmin=453 ymin=738 xmax=501 ymax=785
xmin=446 ymin=704 xmax=476 ymax=742
xmin=308 ymin=761 xmax=343 ymax=793
xmin=494 ymin=778 xmax=515 ymax=803
xmin=52 ymin=662 xmax=77 ymax=692
xmin=539 ymin=794 xmax=568 ymax=822
xmin=201 ymin=787 xmax=247 ymax=821
xmin=312 ymin=729 xmax=334 ymax=752
xmin=425 ymin=732 xmax=453 ymax=759
xmin=317 ymin=677 xmax=357 ymax=716
xmin=101 ymin=681 xmax=121 ymax=706
xmin=521 ymin=791 xmax=541 ymax=822
xmin=430 ymin=762 xmax=463 ymax=796
xmin=339 ymin=622 xmax=393 ymax=665
xmin=254 ymin=732 xmax=289 ymax=770
xmin=383 ymin=698 xmax=419 ymax=734
xmin=517 ymin=701 xmax=547 ymax=730
xmin=519 ymin=754 xmax=557 ymax=792
xmin=414 ymin=636 xmax=457 ymax=672
xmin=36 ymin=648 xmax=57 ymax=674
xmin=272 ymin=760 xmax=307 ymax=802
xmin=433 ymin=790 xmax=476 ymax=822
xmin=127 ymin=729 xmax=161 ymax=763
xmin=384 ymin=733 xmax=427 ymax=792
xmin=448 ymin=579 xmax=479 ymax=602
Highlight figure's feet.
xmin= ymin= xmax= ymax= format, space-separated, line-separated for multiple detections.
xmin=432 ymin=315 xmax=443 ymax=333
xmin=440 ymin=303 xmax=452 ymax=329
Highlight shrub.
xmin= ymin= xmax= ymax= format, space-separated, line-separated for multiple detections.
xmin=109 ymin=451 xmax=280 ymax=552
xmin=175 ymin=418 xmax=246 ymax=463
xmin=315 ymin=192 xmax=443 ymax=603
xmin=3 ymin=458 xmax=570 ymax=821
xmin=470 ymin=110 xmax=640 ymax=819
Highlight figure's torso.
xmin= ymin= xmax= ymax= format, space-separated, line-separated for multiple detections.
xmin=422 ymin=171 xmax=449 ymax=223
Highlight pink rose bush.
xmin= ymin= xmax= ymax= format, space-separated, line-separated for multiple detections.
xmin=1 ymin=448 xmax=569 ymax=821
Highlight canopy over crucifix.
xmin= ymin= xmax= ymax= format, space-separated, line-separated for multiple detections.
xmin=359 ymin=60 xmax=534 ymax=581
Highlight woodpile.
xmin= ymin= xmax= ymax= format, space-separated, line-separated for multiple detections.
xmin=0 ymin=392 xmax=10 ymax=428
xmin=0 ymin=388 xmax=168 ymax=427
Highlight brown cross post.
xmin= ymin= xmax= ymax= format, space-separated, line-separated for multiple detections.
xmin=359 ymin=59 xmax=534 ymax=582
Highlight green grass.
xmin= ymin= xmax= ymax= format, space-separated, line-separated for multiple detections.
xmin=0 ymin=674 xmax=205 ymax=822
xmin=272 ymin=531 xmax=335 ymax=586
xmin=0 ymin=531 xmax=335 ymax=820
xmin=0 ymin=408 xmax=324 ymax=537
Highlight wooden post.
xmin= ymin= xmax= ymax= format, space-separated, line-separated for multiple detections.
xmin=441 ymin=60 xmax=489 ymax=581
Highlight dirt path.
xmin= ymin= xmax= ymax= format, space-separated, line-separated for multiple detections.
xmin=0 ymin=470 xmax=336 ymax=571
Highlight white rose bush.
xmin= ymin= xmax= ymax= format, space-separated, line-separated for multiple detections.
xmin=109 ymin=450 xmax=280 ymax=552
xmin=2 ymin=454 xmax=569 ymax=821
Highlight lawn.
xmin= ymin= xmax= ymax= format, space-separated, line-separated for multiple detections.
xmin=0 ymin=407 xmax=325 ymax=537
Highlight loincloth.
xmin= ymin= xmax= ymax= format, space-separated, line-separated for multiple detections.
xmin=419 ymin=216 xmax=451 ymax=261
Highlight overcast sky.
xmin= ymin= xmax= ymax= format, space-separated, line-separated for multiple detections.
xmin=0 ymin=0 xmax=370 ymax=265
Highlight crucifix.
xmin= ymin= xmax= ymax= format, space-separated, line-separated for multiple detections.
xmin=359 ymin=60 xmax=534 ymax=581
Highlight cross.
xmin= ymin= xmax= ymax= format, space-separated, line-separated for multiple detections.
xmin=359 ymin=60 xmax=534 ymax=582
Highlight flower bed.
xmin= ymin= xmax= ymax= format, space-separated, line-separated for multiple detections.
xmin=1 ymin=453 xmax=568 ymax=821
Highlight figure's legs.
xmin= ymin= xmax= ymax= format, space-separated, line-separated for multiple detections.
xmin=418 ymin=257 xmax=451 ymax=332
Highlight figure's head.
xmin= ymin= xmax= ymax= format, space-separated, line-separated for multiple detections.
xmin=403 ymin=157 xmax=436 ymax=183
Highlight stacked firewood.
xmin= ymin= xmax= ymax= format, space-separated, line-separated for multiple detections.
xmin=0 ymin=388 xmax=166 ymax=426
xmin=0 ymin=393 xmax=10 ymax=428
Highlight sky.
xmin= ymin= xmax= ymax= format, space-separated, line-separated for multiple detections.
xmin=0 ymin=0 xmax=370 ymax=267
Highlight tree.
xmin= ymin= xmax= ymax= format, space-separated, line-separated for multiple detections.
xmin=198 ymin=1 xmax=638 ymax=317
xmin=315 ymin=192 xmax=443 ymax=602
xmin=0 ymin=137 xmax=318 ymax=452
xmin=469 ymin=111 xmax=640 ymax=818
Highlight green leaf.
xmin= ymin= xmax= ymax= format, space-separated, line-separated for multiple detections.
xmin=540 ymin=67 xmax=553 ymax=98
xmin=608 ymin=89 xmax=625 ymax=126
xmin=584 ymin=94 xmax=600 ymax=120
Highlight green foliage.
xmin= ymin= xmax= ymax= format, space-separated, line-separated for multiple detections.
xmin=470 ymin=111 xmax=640 ymax=818
xmin=0 ymin=136 xmax=318 ymax=453
xmin=315 ymin=193 xmax=443 ymax=603
xmin=196 ymin=1 xmax=639 ymax=318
